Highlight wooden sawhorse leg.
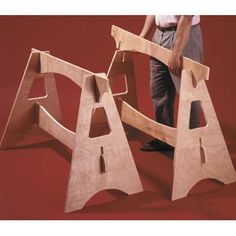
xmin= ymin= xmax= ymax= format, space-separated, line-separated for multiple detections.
xmin=172 ymin=69 xmax=236 ymax=200
xmin=65 ymin=74 xmax=143 ymax=212
xmin=0 ymin=50 xmax=61 ymax=149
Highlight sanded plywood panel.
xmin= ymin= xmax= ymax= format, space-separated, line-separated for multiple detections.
xmin=65 ymin=74 xmax=143 ymax=212
xmin=0 ymin=50 xmax=61 ymax=149
xmin=172 ymin=69 xmax=236 ymax=200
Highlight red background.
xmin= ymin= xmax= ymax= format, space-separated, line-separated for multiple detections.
xmin=0 ymin=16 xmax=236 ymax=219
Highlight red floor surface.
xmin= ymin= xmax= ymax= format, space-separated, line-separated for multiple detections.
xmin=0 ymin=131 xmax=236 ymax=220
xmin=0 ymin=16 xmax=236 ymax=220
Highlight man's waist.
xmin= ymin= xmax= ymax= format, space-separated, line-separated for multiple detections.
xmin=157 ymin=23 xmax=199 ymax=33
xmin=157 ymin=25 xmax=177 ymax=32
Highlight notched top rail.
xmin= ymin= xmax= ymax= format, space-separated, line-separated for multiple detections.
xmin=31 ymin=49 xmax=110 ymax=98
xmin=111 ymin=25 xmax=210 ymax=83
xmin=39 ymin=50 xmax=92 ymax=88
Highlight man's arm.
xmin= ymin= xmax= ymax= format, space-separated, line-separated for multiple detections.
xmin=168 ymin=16 xmax=193 ymax=76
xmin=139 ymin=15 xmax=156 ymax=38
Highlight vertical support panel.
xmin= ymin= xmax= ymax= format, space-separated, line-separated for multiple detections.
xmin=0 ymin=51 xmax=61 ymax=149
xmin=65 ymin=74 xmax=143 ymax=212
xmin=172 ymin=69 xmax=236 ymax=200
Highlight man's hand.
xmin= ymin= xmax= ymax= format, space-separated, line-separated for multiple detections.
xmin=168 ymin=16 xmax=193 ymax=77
xmin=168 ymin=52 xmax=183 ymax=77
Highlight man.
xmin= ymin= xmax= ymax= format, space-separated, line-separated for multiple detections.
xmin=139 ymin=15 xmax=203 ymax=151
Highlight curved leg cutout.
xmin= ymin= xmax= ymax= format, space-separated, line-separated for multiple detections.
xmin=173 ymin=177 xmax=230 ymax=201
xmin=65 ymin=188 xmax=132 ymax=213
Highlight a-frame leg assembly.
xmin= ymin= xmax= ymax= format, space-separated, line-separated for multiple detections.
xmin=172 ymin=69 xmax=236 ymax=200
xmin=0 ymin=49 xmax=143 ymax=212
xmin=65 ymin=73 xmax=142 ymax=212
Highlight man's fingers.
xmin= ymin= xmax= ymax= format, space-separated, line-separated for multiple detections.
xmin=169 ymin=66 xmax=181 ymax=77
xmin=169 ymin=64 xmax=177 ymax=76
xmin=168 ymin=61 xmax=182 ymax=77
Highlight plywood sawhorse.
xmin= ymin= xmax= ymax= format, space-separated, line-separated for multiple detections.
xmin=109 ymin=25 xmax=236 ymax=200
xmin=0 ymin=49 xmax=143 ymax=212
xmin=1 ymin=25 xmax=236 ymax=212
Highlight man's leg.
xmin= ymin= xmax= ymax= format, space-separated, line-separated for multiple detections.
xmin=140 ymin=29 xmax=176 ymax=151
xmin=140 ymin=57 xmax=175 ymax=151
xmin=150 ymin=57 xmax=176 ymax=127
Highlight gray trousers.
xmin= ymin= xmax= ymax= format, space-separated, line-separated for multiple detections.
xmin=150 ymin=24 xmax=203 ymax=128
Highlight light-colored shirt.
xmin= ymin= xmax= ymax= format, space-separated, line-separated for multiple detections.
xmin=155 ymin=15 xmax=200 ymax=27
